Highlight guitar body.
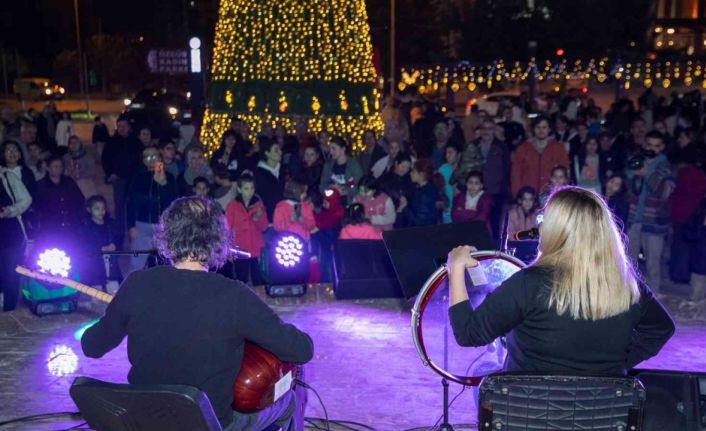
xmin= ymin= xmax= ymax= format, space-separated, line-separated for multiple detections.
xmin=14 ymin=266 xmax=298 ymax=414
xmin=232 ymin=342 xmax=298 ymax=413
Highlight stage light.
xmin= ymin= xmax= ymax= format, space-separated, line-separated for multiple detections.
xmin=37 ymin=248 xmax=71 ymax=277
xmin=46 ymin=344 xmax=79 ymax=377
xmin=275 ymin=235 xmax=304 ymax=268
xmin=262 ymin=232 xmax=309 ymax=297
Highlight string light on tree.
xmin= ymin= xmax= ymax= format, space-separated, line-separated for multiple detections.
xmin=201 ymin=0 xmax=383 ymax=154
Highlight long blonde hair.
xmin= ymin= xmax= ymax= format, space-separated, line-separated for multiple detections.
xmin=533 ymin=187 xmax=640 ymax=320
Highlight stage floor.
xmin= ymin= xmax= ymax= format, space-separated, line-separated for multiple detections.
xmin=0 ymin=283 xmax=705 ymax=430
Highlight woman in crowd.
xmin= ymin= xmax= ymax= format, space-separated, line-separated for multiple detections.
xmin=605 ymin=174 xmax=629 ymax=233
xmin=274 ymin=179 xmax=316 ymax=242
xmin=0 ymin=165 xmax=31 ymax=311
xmin=1 ymin=140 xmax=37 ymax=199
xmin=506 ymin=186 xmax=540 ymax=239
xmin=371 ymin=140 xmax=404 ymax=179
xmin=298 ymin=144 xmax=324 ymax=191
xmin=319 ymin=137 xmax=362 ymax=203
xmin=353 ymin=175 xmax=396 ymax=232
xmin=438 ymin=142 xmax=463 ymax=223
xmin=211 ymin=130 xmax=245 ymax=180
xmin=63 ymin=135 xmax=96 ymax=198
xmin=571 ymin=135 xmax=603 ymax=194
xmin=538 ymin=165 xmax=569 ymax=207
xmin=178 ymin=147 xmax=214 ymax=196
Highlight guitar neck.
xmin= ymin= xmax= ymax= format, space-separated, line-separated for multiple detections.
xmin=15 ymin=266 xmax=114 ymax=304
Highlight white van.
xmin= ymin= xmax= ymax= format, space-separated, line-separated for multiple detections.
xmin=13 ymin=77 xmax=65 ymax=100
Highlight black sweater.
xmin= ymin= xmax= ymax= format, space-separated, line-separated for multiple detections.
xmin=126 ymin=170 xmax=178 ymax=228
xmin=449 ymin=267 xmax=675 ymax=374
xmin=81 ymin=266 xmax=314 ymax=429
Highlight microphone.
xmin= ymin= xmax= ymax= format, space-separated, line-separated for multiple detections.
xmin=229 ymin=247 xmax=252 ymax=259
xmin=514 ymin=228 xmax=539 ymax=241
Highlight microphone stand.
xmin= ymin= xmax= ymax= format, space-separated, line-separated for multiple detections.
xmin=439 ymin=310 xmax=454 ymax=431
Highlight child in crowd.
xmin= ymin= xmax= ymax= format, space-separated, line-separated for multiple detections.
xmin=571 ymin=136 xmax=603 ymax=194
xmin=605 ymin=174 xmax=629 ymax=232
xmin=353 ymin=175 xmax=396 ymax=232
xmin=225 ymin=174 xmax=268 ymax=285
xmin=339 ymin=203 xmax=383 ymax=240
xmin=311 ymin=187 xmax=344 ymax=283
xmin=506 ymin=186 xmax=540 ymax=239
xmin=212 ymin=166 xmax=239 ymax=212
xmin=451 ymin=171 xmax=493 ymax=234
xmin=273 ymin=179 xmax=316 ymax=241
xmin=192 ymin=176 xmax=211 ymax=199
xmin=539 ymin=165 xmax=569 ymax=207
xmin=81 ymin=195 xmax=122 ymax=289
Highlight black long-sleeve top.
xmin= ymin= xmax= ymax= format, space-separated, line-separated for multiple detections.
xmin=101 ymin=134 xmax=142 ymax=180
xmin=126 ymin=170 xmax=178 ymax=228
xmin=81 ymin=266 xmax=314 ymax=430
xmin=449 ymin=267 xmax=675 ymax=374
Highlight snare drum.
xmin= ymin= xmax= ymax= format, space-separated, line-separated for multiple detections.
xmin=411 ymin=251 xmax=525 ymax=386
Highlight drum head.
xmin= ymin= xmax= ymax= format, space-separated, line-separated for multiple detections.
xmin=412 ymin=252 xmax=525 ymax=386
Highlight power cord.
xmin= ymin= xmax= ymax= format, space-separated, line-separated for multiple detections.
xmin=296 ymin=379 xmax=330 ymax=431
xmin=0 ymin=411 xmax=81 ymax=428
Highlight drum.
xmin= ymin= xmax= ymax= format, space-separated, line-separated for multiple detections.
xmin=411 ymin=251 xmax=525 ymax=386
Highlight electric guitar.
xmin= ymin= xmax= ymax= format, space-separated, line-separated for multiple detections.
xmin=15 ymin=265 xmax=297 ymax=413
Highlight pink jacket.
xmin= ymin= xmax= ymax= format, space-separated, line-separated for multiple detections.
xmin=225 ymin=198 xmax=268 ymax=257
xmin=273 ymin=200 xmax=316 ymax=240
xmin=353 ymin=192 xmax=396 ymax=232
xmin=506 ymin=205 xmax=539 ymax=239
xmin=339 ymin=224 xmax=383 ymax=240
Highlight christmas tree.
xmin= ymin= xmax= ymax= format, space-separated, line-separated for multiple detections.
xmin=200 ymin=0 xmax=383 ymax=153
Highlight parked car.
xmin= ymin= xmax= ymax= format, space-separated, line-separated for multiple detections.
xmin=13 ymin=77 xmax=65 ymax=101
xmin=123 ymin=89 xmax=191 ymax=139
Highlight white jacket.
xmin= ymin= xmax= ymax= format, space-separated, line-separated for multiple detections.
xmin=0 ymin=167 xmax=32 ymax=221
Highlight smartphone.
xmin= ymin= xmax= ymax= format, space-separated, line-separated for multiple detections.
xmin=154 ymin=161 xmax=164 ymax=176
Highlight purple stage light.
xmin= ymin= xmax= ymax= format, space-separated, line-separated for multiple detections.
xmin=274 ymin=235 xmax=304 ymax=267
xmin=37 ymin=248 xmax=71 ymax=277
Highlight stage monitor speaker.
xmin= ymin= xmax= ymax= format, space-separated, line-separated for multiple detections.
xmin=332 ymin=239 xmax=403 ymax=300
xmin=382 ymin=221 xmax=494 ymax=299
xmin=629 ymin=368 xmax=706 ymax=431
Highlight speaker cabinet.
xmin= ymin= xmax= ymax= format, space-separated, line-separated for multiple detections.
xmin=332 ymin=240 xmax=403 ymax=299
xmin=630 ymin=369 xmax=706 ymax=431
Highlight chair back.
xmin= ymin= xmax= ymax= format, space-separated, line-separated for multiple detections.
xmin=478 ymin=372 xmax=645 ymax=430
xmin=70 ymin=376 xmax=223 ymax=431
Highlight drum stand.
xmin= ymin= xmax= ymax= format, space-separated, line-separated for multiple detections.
xmin=438 ymin=300 xmax=455 ymax=431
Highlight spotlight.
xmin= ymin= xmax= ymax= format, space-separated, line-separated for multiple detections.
xmin=38 ymin=248 xmax=72 ymax=277
xmin=23 ymin=248 xmax=79 ymax=316
xmin=261 ymin=232 xmax=309 ymax=297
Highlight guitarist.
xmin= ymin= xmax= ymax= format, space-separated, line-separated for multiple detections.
xmin=81 ymin=196 xmax=314 ymax=431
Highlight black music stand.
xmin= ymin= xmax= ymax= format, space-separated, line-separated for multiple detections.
xmin=383 ymin=222 xmax=494 ymax=431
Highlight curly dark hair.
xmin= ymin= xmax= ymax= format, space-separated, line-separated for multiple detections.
xmin=154 ymin=197 xmax=231 ymax=268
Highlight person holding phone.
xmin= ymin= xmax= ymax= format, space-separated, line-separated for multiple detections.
xmin=126 ymin=146 xmax=179 ymax=274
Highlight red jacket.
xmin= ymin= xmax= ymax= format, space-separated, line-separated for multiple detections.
xmin=225 ymin=197 xmax=268 ymax=257
xmin=670 ymin=164 xmax=706 ymax=225
xmin=273 ymin=200 xmax=316 ymax=240
xmin=511 ymin=139 xmax=569 ymax=196
xmin=314 ymin=188 xmax=344 ymax=230
xmin=339 ymin=224 xmax=383 ymax=240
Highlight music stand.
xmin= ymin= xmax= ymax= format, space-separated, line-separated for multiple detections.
xmin=382 ymin=222 xmax=494 ymax=430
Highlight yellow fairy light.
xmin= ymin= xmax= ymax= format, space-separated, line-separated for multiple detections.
xmin=644 ymin=78 xmax=653 ymax=87
xmin=467 ymin=82 xmax=476 ymax=91
xmin=361 ymin=96 xmax=369 ymax=115
xmin=278 ymin=91 xmax=288 ymax=113
xmin=312 ymin=96 xmax=321 ymax=115
xmin=702 ymin=79 xmax=706 ymax=89
xmin=662 ymin=78 xmax=671 ymax=88
xmin=685 ymin=76 xmax=693 ymax=86
xmin=398 ymin=82 xmax=406 ymax=91
xmin=247 ymin=95 xmax=256 ymax=111
xmin=451 ymin=82 xmax=460 ymax=92
xmin=339 ymin=91 xmax=348 ymax=111
xmin=624 ymin=81 xmax=630 ymax=90
xmin=225 ymin=90 xmax=233 ymax=107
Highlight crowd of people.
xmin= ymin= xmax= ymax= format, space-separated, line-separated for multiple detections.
xmin=1 ymin=87 xmax=706 ymax=311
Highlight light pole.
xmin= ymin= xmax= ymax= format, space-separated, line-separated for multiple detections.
xmin=390 ymin=0 xmax=396 ymax=97
xmin=73 ymin=0 xmax=90 ymax=111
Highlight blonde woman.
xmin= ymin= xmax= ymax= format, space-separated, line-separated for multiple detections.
xmin=447 ymin=186 xmax=674 ymax=373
